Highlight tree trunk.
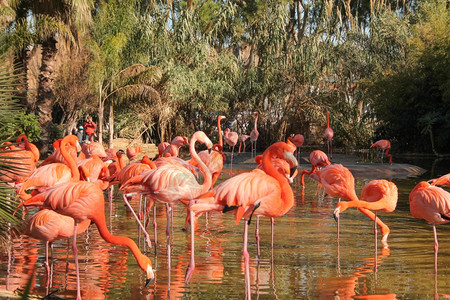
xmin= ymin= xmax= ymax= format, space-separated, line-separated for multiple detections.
xmin=35 ymin=36 xmax=58 ymax=156
xmin=108 ymin=102 xmax=114 ymax=149
xmin=98 ymin=81 xmax=104 ymax=143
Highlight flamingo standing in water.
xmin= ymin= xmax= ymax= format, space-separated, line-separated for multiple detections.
xmin=310 ymin=164 xmax=391 ymax=244
xmin=250 ymin=111 xmax=259 ymax=158
xmin=370 ymin=139 xmax=392 ymax=165
xmin=120 ymin=131 xmax=213 ymax=279
xmin=189 ymin=115 xmax=226 ymax=187
xmin=324 ymin=110 xmax=334 ymax=160
xmin=224 ymin=128 xmax=238 ymax=175
xmin=287 ymin=134 xmax=304 ymax=164
xmin=300 ymin=150 xmax=331 ymax=186
xmin=189 ymin=142 xmax=297 ymax=293
xmin=334 ymin=179 xmax=398 ymax=249
xmin=21 ymin=181 xmax=154 ymax=300
xmin=24 ymin=209 xmax=91 ymax=279
xmin=409 ymin=181 xmax=450 ymax=274
xmin=238 ymin=135 xmax=250 ymax=153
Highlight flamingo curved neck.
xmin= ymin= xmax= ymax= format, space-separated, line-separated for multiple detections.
xmin=326 ymin=110 xmax=330 ymax=128
xmin=254 ymin=113 xmax=258 ymax=131
xmin=190 ymin=135 xmax=212 ymax=193
xmin=217 ymin=117 xmax=223 ymax=148
xmin=261 ymin=148 xmax=294 ymax=215
xmin=92 ymin=213 xmax=147 ymax=271
xmin=61 ymin=138 xmax=80 ymax=180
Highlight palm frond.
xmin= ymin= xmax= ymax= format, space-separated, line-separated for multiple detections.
xmin=0 ymin=51 xmax=24 ymax=249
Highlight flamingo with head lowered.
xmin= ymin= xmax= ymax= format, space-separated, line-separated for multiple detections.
xmin=370 ymin=139 xmax=392 ymax=165
xmin=21 ymin=181 xmax=154 ymax=300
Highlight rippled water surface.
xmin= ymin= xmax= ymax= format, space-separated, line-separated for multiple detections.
xmin=1 ymin=157 xmax=450 ymax=299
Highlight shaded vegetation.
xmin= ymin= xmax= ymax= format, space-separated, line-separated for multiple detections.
xmin=0 ymin=0 xmax=448 ymax=156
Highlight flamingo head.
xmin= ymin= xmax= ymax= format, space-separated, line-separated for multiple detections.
xmin=138 ymin=255 xmax=154 ymax=287
xmin=264 ymin=142 xmax=298 ymax=178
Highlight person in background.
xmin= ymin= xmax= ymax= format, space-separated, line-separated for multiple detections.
xmin=83 ymin=115 xmax=97 ymax=142
xmin=77 ymin=125 xmax=84 ymax=143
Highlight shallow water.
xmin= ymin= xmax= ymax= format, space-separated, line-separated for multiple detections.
xmin=1 ymin=158 xmax=450 ymax=299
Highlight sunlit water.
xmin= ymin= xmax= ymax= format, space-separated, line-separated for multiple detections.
xmin=1 ymin=156 xmax=450 ymax=299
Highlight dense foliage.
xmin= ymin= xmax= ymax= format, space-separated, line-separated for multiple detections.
xmin=0 ymin=0 xmax=448 ymax=155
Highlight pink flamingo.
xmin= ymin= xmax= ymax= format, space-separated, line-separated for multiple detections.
xmin=189 ymin=115 xmax=226 ymax=187
xmin=250 ymin=112 xmax=259 ymax=158
xmin=409 ymin=181 xmax=450 ymax=274
xmin=126 ymin=145 xmax=142 ymax=161
xmin=157 ymin=141 xmax=170 ymax=157
xmin=0 ymin=142 xmax=36 ymax=185
xmin=429 ymin=173 xmax=450 ymax=187
xmin=334 ymin=179 xmax=398 ymax=249
xmin=238 ymin=134 xmax=250 ymax=153
xmin=224 ymin=128 xmax=238 ymax=175
xmin=16 ymin=134 xmax=40 ymax=162
xmin=300 ymin=150 xmax=331 ymax=186
xmin=161 ymin=136 xmax=189 ymax=157
xmin=324 ymin=110 xmax=334 ymax=160
xmin=189 ymin=142 xmax=297 ymax=293
xmin=120 ymin=131 xmax=213 ymax=280
xmin=310 ymin=164 xmax=392 ymax=244
xmin=17 ymin=135 xmax=81 ymax=200
xmin=81 ymin=135 xmax=107 ymax=159
xmin=287 ymin=134 xmax=304 ymax=163
xmin=21 ymin=181 xmax=154 ymax=300
xmin=24 ymin=209 xmax=91 ymax=279
xmin=370 ymin=139 xmax=392 ymax=165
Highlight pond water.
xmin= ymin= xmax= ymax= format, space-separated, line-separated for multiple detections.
xmin=1 ymin=156 xmax=449 ymax=299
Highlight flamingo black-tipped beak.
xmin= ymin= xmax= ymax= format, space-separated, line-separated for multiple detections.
xmin=208 ymin=148 xmax=212 ymax=154
xmin=145 ymin=277 xmax=154 ymax=287
xmin=290 ymin=167 xmax=297 ymax=178
xmin=333 ymin=207 xmax=340 ymax=222
xmin=145 ymin=265 xmax=154 ymax=287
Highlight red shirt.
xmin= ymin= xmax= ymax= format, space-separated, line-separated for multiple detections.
xmin=83 ymin=121 xmax=97 ymax=136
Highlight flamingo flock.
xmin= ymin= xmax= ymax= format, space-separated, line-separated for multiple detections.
xmin=2 ymin=116 xmax=449 ymax=299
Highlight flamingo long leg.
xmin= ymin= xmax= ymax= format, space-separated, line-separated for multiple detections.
xmin=243 ymin=220 xmax=251 ymax=299
xmin=185 ymin=203 xmax=196 ymax=283
xmin=122 ymin=194 xmax=152 ymax=248
xmin=433 ymin=224 xmax=438 ymax=274
xmin=72 ymin=221 xmax=81 ymax=300
xmin=255 ymin=216 xmax=261 ymax=260
xmin=374 ymin=211 xmax=378 ymax=273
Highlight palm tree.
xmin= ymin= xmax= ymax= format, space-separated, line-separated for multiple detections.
xmin=2 ymin=0 xmax=94 ymax=154
xmin=0 ymin=53 xmax=24 ymax=248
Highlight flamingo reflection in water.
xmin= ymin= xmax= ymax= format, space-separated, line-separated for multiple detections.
xmin=316 ymin=248 xmax=394 ymax=299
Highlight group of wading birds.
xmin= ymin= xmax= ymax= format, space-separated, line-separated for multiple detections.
xmin=1 ymin=111 xmax=449 ymax=300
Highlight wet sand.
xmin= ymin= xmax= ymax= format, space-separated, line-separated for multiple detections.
xmin=222 ymin=151 xmax=426 ymax=179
